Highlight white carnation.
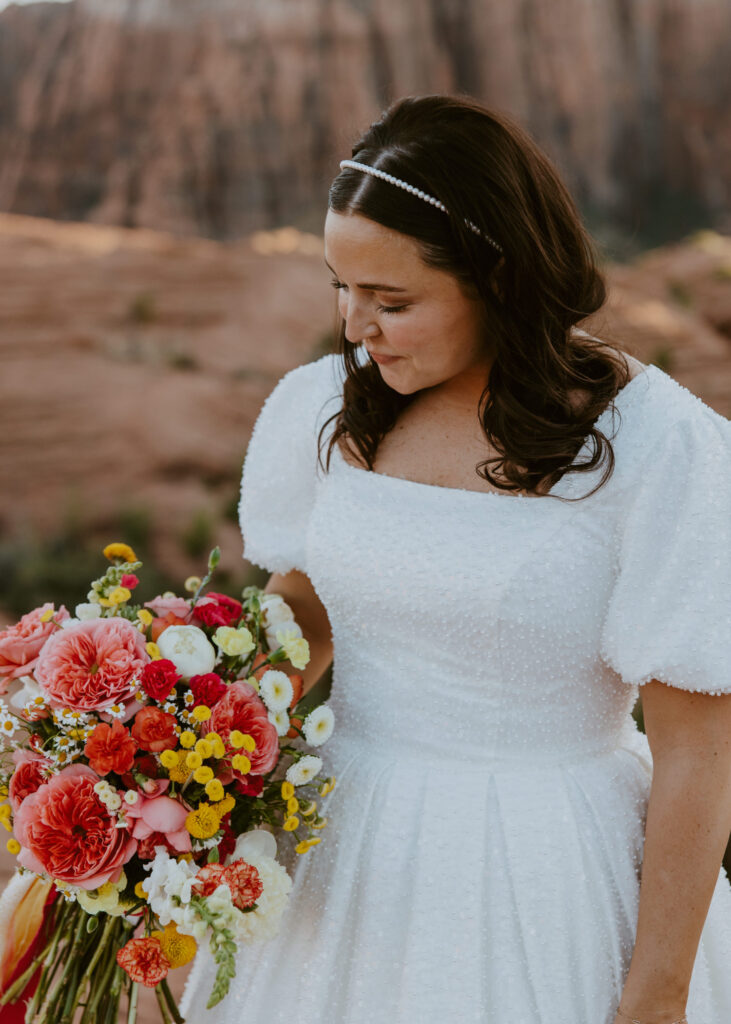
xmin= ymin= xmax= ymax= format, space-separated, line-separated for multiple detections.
xmin=302 ymin=705 xmax=335 ymax=747
xmin=259 ymin=670 xmax=293 ymax=713
xmin=285 ymin=754 xmax=322 ymax=786
xmin=157 ymin=625 xmax=216 ymax=678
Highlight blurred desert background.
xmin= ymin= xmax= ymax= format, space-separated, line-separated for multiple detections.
xmin=0 ymin=0 xmax=730 ymax=1018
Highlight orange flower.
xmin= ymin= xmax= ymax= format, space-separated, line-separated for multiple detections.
xmin=84 ymin=720 xmax=138 ymax=776
xmin=116 ymin=936 xmax=170 ymax=987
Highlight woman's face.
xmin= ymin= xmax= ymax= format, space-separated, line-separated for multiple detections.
xmin=323 ymin=209 xmax=491 ymax=396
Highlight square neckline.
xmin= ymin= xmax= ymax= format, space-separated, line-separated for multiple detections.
xmin=332 ymin=361 xmax=656 ymax=500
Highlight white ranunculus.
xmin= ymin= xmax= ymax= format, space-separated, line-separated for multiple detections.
xmin=75 ymin=603 xmax=101 ymax=621
xmin=302 ymin=705 xmax=335 ymax=747
xmin=260 ymin=594 xmax=296 ymax=629
xmin=259 ymin=670 xmax=293 ymax=713
xmin=157 ymin=625 xmax=216 ymax=678
xmin=228 ymin=828 xmax=278 ymax=865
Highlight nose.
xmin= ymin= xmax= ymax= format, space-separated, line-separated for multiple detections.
xmin=340 ymin=293 xmax=381 ymax=344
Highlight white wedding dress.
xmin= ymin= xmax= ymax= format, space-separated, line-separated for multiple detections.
xmin=181 ymin=350 xmax=731 ymax=1023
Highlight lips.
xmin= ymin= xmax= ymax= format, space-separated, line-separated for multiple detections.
xmin=367 ymin=349 xmax=400 ymax=365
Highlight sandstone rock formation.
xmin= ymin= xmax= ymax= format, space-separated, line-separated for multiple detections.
xmin=0 ymin=0 xmax=729 ymax=244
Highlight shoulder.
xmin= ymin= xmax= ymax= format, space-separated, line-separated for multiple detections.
xmin=251 ymin=352 xmax=345 ymax=444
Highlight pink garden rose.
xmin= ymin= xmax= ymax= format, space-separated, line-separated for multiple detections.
xmin=123 ymin=792 xmax=191 ymax=854
xmin=203 ymin=681 xmax=279 ymax=776
xmin=0 ymin=603 xmax=70 ymax=691
xmin=143 ymin=596 xmax=193 ymax=621
xmin=8 ymin=749 xmax=51 ymax=812
xmin=34 ymin=617 xmax=148 ymax=712
xmin=14 ymin=764 xmax=137 ymax=889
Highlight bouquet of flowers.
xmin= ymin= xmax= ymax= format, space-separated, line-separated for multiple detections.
xmin=0 ymin=542 xmax=336 ymax=1023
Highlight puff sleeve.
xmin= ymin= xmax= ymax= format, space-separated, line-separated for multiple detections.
xmin=237 ymin=354 xmax=343 ymax=576
xmin=600 ymin=405 xmax=731 ymax=694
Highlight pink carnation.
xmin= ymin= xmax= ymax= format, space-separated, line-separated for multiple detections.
xmin=35 ymin=618 xmax=148 ymax=712
xmin=14 ymin=764 xmax=137 ymax=889
xmin=0 ymin=603 xmax=70 ymax=692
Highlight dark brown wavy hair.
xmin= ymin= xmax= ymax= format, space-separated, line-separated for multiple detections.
xmin=318 ymin=93 xmax=633 ymax=500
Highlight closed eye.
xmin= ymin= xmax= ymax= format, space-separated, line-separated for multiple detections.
xmin=329 ymin=279 xmax=409 ymax=315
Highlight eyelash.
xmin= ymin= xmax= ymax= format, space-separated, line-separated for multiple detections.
xmin=329 ymin=279 xmax=408 ymax=315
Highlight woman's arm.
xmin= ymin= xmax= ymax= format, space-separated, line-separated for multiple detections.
xmin=614 ymin=680 xmax=731 ymax=1024
xmin=262 ymin=569 xmax=334 ymax=699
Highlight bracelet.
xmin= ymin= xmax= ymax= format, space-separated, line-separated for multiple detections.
xmin=616 ymin=1007 xmax=688 ymax=1024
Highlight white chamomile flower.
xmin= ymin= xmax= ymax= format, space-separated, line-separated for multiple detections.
xmin=302 ymin=705 xmax=335 ymax=747
xmin=163 ymin=702 xmax=177 ymax=715
xmin=107 ymin=704 xmax=126 ymax=720
xmin=104 ymin=792 xmax=122 ymax=811
xmin=124 ymin=790 xmax=139 ymax=805
xmin=285 ymin=754 xmax=323 ymax=786
xmin=0 ymin=703 xmax=16 ymax=742
xmin=259 ymin=670 xmax=293 ymax=713
xmin=183 ymin=690 xmax=195 ymax=707
xmin=94 ymin=780 xmax=112 ymax=796
xmin=267 ymin=708 xmax=290 ymax=737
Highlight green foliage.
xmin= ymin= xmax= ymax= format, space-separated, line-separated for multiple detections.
xmin=128 ymin=291 xmax=157 ymax=324
xmin=649 ymin=345 xmax=674 ymax=373
xmin=181 ymin=510 xmax=214 ymax=558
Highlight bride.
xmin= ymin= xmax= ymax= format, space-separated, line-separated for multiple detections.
xmin=181 ymin=94 xmax=731 ymax=1024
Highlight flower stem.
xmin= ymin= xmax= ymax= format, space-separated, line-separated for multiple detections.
xmin=159 ymin=976 xmax=185 ymax=1024
xmin=155 ymin=983 xmax=173 ymax=1024
xmin=127 ymin=982 xmax=139 ymax=1024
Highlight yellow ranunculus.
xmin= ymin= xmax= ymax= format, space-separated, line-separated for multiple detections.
xmin=103 ymin=543 xmax=138 ymax=564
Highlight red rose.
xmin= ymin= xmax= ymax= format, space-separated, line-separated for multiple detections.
xmin=216 ymin=815 xmax=236 ymax=862
xmin=203 ymin=681 xmax=279 ymax=776
xmin=117 ymin=937 xmax=169 ymax=987
xmin=235 ymin=774 xmax=264 ymax=797
xmin=131 ymin=707 xmax=177 ymax=753
xmin=193 ymin=593 xmax=243 ymax=629
xmin=84 ymin=720 xmax=138 ymax=776
xmin=189 ymin=673 xmax=227 ymax=709
xmin=139 ymin=659 xmax=180 ymax=702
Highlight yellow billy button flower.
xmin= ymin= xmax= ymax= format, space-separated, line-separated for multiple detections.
xmin=231 ymin=754 xmax=251 ymax=774
xmin=134 ymin=881 xmax=148 ymax=899
xmin=241 ymin=733 xmax=256 ymax=753
xmin=185 ymin=751 xmax=203 ymax=770
xmin=6 ymin=838 xmax=21 ymax=855
xmin=194 ymin=739 xmax=213 ymax=759
xmin=167 ymin=751 xmax=191 ymax=785
xmin=186 ymin=803 xmax=220 ymax=840
xmin=103 ymin=542 xmax=138 ymax=563
xmin=160 ymin=750 xmax=178 ymax=770
xmin=151 ymin=923 xmax=197 ymax=968
xmin=229 ymin=730 xmax=246 ymax=749
xmin=283 ymin=815 xmax=299 ymax=832
xmin=287 ymin=796 xmax=299 ymax=815
xmin=217 ymin=793 xmax=236 ymax=815
xmin=208 ymin=734 xmax=226 ymax=759
xmin=146 ymin=642 xmax=162 ymax=661
xmin=179 ymin=731 xmax=196 ymax=749
xmin=280 ymin=781 xmax=294 ymax=800
xmin=137 ymin=608 xmax=153 ymax=627
xmin=205 ymin=779 xmax=225 ymax=802
xmin=192 ymin=705 xmax=211 ymax=723
xmin=193 ymin=766 xmax=214 ymax=785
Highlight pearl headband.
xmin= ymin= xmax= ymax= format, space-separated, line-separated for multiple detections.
xmin=338 ymin=158 xmax=503 ymax=255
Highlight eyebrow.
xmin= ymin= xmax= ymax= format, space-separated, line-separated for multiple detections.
xmin=323 ymin=257 xmax=408 ymax=293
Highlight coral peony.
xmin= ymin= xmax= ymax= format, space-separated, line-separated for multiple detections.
xmin=116 ymin=937 xmax=170 ymax=987
xmin=14 ymin=764 xmax=137 ymax=889
xmin=34 ymin=618 xmax=148 ymax=712
xmin=139 ymin=659 xmax=180 ymax=702
xmin=193 ymin=592 xmax=243 ymax=629
xmin=131 ymin=707 xmax=178 ymax=753
xmin=203 ymin=681 xmax=279 ymax=776
xmin=8 ymin=749 xmax=50 ymax=812
xmin=84 ymin=720 xmax=138 ymax=776
xmin=0 ymin=603 xmax=70 ymax=690
xmin=189 ymin=672 xmax=227 ymax=709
